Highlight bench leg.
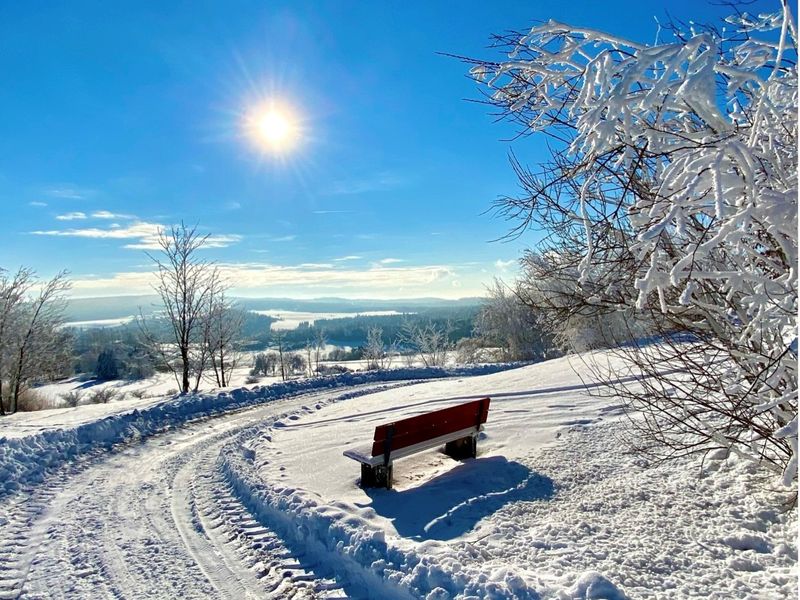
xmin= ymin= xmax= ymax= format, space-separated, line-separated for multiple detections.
xmin=360 ymin=463 xmax=393 ymax=489
xmin=444 ymin=434 xmax=477 ymax=460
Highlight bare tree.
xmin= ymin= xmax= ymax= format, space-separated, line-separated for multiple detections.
xmin=0 ymin=268 xmax=33 ymax=415
xmin=0 ymin=269 xmax=71 ymax=415
xmin=475 ymin=278 xmax=557 ymax=360
xmin=206 ymin=291 xmax=244 ymax=388
xmin=141 ymin=223 xmax=220 ymax=395
xmin=364 ymin=327 xmax=384 ymax=370
xmin=313 ymin=328 xmax=326 ymax=374
xmin=272 ymin=330 xmax=287 ymax=382
xmin=304 ymin=340 xmax=314 ymax=377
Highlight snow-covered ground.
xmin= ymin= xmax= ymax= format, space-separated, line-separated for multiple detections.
xmin=24 ymin=350 xmax=455 ymax=412
xmin=25 ymin=359 xmax=280 ymax=412
xmin=0 ymin=350 xmax=796 ymax=599
xmin=222 ymin=352 xmax=798 ymax=599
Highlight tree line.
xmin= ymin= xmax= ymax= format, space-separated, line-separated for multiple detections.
xmin=0 ymin=222 xmax=561 ymax=415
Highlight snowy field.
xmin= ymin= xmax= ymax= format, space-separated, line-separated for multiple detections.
xmin=223 ymin=352 xmax=798 ymax=599
xmin=22 ymin=349 xmax=457 ymax=415
xmin=0 ymin=350 xmax=796 ymax=599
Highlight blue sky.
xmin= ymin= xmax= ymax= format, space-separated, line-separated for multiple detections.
xmin=0 ymin=0 xmax=773 ymax=299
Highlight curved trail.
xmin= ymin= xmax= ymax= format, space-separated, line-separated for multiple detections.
xmin=0 ymin=385 xmax=388 ymax=600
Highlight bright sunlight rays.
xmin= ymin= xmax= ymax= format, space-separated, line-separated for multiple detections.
xmin=245 ymin=102 xmax=300 ymax=154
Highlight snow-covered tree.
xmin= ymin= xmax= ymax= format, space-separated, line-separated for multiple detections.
xmin=0 ymin=268 xmax=71 ymax=415
xmin=475 ymin=278 xmax=557 ymax=359
xmin=364 ymin=326 xmax=396 ymax=370
xmin=469 ymin=4 xmax=798 ymax=487
xmin=399 ymin=320 xmax=451 ymax=367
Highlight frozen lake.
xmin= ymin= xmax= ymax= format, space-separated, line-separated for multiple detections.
xmin=251 ymin=309 xmax=407 ymax=330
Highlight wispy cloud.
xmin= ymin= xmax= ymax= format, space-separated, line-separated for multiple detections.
xmin=29 ymin=201 xmax=47 ymax=207
xmin=333 ymin=255 xmax=362 ymax=262
xmin=379 ymin=258 xmax=403 ymax=265
xmin=45 ymin=186 xmax=94 ymax=200
xmin=30 ymin=221 xmax=242 ymax=250
xmin=56 ymin=212 xmax=87 ymax=221
xmin=92 ymin=210 xmax=136 ymax=220
xmin=313 ymin=210 xmax=355 ymax=215
xmin=326 ymin=171 xmax=405 ymax=196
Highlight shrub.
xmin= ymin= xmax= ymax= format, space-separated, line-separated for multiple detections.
xmin=60 ymin=390 xmax=84 ymax=408
xmin=87 ymin=387 xmax=118 ymax=404
xmin=15 ymin=389 xmax=50 ymax=412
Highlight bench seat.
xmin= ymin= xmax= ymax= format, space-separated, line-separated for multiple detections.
xmin=343 ymin=424 xmax=485 ymax=467
xmin=343 ymin=397 xmax=491 ymax=489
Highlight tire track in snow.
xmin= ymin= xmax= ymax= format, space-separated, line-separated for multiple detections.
xmin=0 ymin=383 xmax=404 ymax=599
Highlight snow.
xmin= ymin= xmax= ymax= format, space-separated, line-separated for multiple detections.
xmin=218 ymin=351 xmax=798 ymax=599
xmin=22 ymin=366 xmax=275 ymax=412
xmin=252 ymin=353 xmax=623 ymax=506
xmin=1 ymin=349 xmax=796 ymax=598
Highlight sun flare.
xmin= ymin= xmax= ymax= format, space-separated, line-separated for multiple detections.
xmin=245 ymin=103 xmax=299 ymax=154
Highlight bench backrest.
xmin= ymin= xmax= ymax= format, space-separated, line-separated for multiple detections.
xmin=370 ymin=397 xmax=490 ymax=458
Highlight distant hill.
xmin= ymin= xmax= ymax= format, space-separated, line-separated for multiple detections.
xmin=64 ymin=295 xmax=160 ymax=322
xmin=234 ymin=297 xmax=485 ymax=313
xmin=64 ymin=295 xmax=486 ymax=323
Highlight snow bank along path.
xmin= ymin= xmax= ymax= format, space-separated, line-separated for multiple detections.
xmin=220 ymin=352 xmax=798 ymax=599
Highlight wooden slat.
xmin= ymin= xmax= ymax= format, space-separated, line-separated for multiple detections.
xmin=370 ymin=398 xmax=490 ymax=457
xmin=346 ymin=425 xmax=484 ymax=466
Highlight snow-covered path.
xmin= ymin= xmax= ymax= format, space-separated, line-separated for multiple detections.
xmin=0 ymin=385 xmax=394 ymax=600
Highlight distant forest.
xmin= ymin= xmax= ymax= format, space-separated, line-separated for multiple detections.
xmin=249 ymin=305 xmax=481 ymax=350
xmin=68 ymin=303 xmax=483 ymax=370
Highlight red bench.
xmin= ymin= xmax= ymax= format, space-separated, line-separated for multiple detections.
xmin=343 ymin=398 xmax=491 ymax=489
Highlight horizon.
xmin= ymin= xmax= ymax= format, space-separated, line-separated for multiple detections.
xmin=0 ymin=0 xmax=773 ymax=298
xmin=64 ymin=293 xmax=487 ymax=301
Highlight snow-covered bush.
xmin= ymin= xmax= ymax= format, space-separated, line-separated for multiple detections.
xmin=60 ymin=390 xmax=83 ymax=408
xmin=475 ymin=278 xmax=559 ymax=358
xmin=470 ymin=6 xmax=797 ymax=488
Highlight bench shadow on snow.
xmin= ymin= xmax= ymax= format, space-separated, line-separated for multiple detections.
xmin=362 ymin=456 xmax=553 ymax=541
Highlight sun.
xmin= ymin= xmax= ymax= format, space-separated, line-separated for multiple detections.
xmin=245 ymin=103 xmax=299 ymax=154
xmin=258 ymin=109 xmax=291 ymax=144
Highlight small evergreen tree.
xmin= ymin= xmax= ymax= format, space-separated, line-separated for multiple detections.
xmin=95 ymin=348 xmax=119 ymax=381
